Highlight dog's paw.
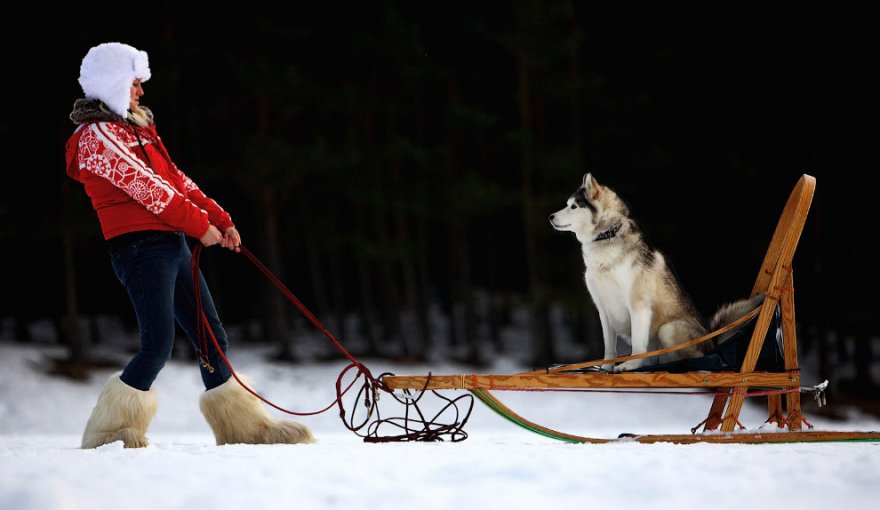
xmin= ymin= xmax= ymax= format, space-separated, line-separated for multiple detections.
xmin=613 ymin=360 xmax=644 ymax=373
xmin=600 ymin=363 xmax=615 ymax=373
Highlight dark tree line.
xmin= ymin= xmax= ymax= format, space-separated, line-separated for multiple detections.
xmin=1 ymin=3 xmax=876 ymax=400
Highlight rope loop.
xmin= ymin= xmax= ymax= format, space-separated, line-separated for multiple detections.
xmin=190 ymin=243 xmax=473 ymax=442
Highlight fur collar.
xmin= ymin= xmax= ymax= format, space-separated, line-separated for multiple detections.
xmin=69 ymin=98 xmax=154 ymax=126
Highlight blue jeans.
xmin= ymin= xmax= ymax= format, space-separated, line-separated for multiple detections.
xmin=108 ymin=231 xmax=232 ymax=391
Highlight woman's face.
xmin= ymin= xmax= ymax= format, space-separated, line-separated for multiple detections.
xmin=130 ymin=79 xmax=144 ymax=112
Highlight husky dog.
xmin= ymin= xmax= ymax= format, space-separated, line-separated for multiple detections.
xmin=549 ymin=173 xmax=763 ymax=372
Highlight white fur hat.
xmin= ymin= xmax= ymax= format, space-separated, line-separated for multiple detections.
xmin=78 ymin=42 xmax=151 ymax=118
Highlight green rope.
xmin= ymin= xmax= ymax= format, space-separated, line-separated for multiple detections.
xmin=471 ymin=389 xmax=581 ymax=443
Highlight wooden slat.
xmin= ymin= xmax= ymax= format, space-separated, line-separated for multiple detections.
xmin=382 ymin=371 xmax=798 ymax=391
xmin=621 ymin=431 xmax=880 ymax=444
xmin=705 ymin=392 xmax=732 ymax=431
xmin=722 ymin=296 xmax=781 ymax=430
xmin=781 ymin=272 xmax=803 ymax=429
xmin=766 ymin=395 xmax=785 ymax=427
xmin=750 ymin=175 xmax=816 ymax=297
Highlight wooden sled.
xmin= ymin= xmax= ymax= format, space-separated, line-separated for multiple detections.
xmin=383 ymin=174 xmax=880 ymax=444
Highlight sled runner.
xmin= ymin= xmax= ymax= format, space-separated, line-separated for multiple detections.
xmin=381 ymin=174 xmax=880 ymax=444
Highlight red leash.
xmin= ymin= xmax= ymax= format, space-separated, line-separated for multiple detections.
xmin=190 ymin=243 xmax=475 ymax=442
xmin=191 ymin=243 xmax=379 ymax=418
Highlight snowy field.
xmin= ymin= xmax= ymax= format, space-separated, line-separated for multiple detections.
xmin=2 ymin=341 xmax=879 ymax=510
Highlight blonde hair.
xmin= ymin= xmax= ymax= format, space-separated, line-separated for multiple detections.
xmin=127 ymin=107 xmax=151 ymax=128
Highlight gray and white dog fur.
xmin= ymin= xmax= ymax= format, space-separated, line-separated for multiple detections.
xmin=549 ymin=173 xmax=764 ymax=372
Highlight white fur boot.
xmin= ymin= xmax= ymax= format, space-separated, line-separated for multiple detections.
xmin=199 ymin=376 xmax=315 ymax=445
xmin=81 ymin=371 xmax=158 ymax=449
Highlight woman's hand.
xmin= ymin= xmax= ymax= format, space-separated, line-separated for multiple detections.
xmin=199 ymin=225 xmax=223 ymax=247
xmin=221 ymin=226 xmax=242 ymax=253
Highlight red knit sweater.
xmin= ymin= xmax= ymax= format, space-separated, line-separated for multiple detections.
xmin=65 ymin=120 xmax=233 ymax=240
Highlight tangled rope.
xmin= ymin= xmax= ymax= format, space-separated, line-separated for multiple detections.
xmin=190 ymin=243 xmax=473 ymax=442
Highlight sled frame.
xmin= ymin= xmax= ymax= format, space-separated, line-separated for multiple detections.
xmin=383 ymin=174 xmax=880 ymax=443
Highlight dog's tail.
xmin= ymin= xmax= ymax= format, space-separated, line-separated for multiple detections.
xmin=707 ymin=293 xmax=766 ymax=347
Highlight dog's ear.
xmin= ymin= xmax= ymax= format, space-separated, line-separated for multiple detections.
xmin=583 ymin=173 xmax=600 ymax=199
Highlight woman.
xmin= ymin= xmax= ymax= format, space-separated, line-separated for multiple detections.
xmin=67 ymin=42 xmax=313 ymax=448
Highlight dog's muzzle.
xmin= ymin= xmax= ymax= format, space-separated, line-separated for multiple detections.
xmin=548 ymin=214 xmax=569 ymax=230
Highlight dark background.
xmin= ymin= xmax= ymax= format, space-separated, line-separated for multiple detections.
xmin=1 ymin=3 xmax=877 ymax=404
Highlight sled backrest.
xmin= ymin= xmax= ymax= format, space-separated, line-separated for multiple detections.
xmin=714 ymin=174 xmax=815 ymax=432
xmin=741 ymin=174 xmax=815 ymax=373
